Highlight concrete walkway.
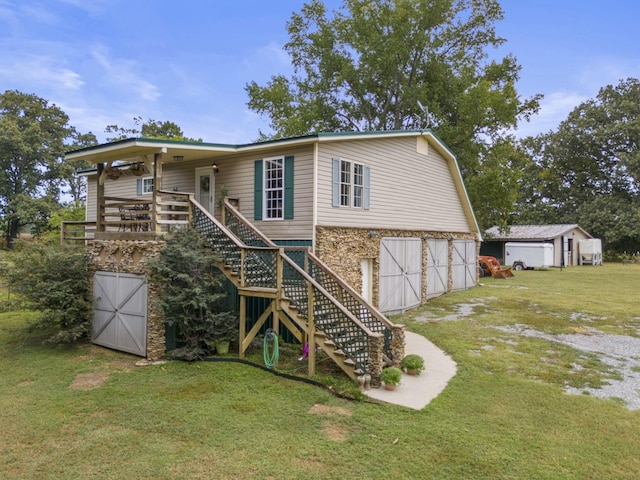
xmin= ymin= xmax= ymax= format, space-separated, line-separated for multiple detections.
xmin=365 ymin=331 xmax=457 ymax=410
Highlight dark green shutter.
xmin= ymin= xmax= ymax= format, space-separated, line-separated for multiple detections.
xmin=254 ymin=160 xmax=263 ymax=220
xmin=284 ymin=155 xmax=294 ymax=219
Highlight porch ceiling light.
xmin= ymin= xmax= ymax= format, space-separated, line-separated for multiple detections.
xmin=211 ymin=163 xmax=219 ymax=174
xmin=173 ymin=155 xmax=184 ymax=162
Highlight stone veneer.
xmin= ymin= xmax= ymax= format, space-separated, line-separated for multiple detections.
xmin=86 ymin=240 xmax=167 ymax=360
xmin=315 ymin=226 xmax=478 ymax=308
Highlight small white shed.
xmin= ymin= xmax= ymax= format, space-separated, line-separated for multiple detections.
xmin=578 ymin=239 xmax=603 ymax=265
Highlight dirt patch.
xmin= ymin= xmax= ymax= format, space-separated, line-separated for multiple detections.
xmin=69 ymin=372 xmax=110 ymax=390
xmin=322 ymin=420 xmax=349 ymax=442
xmin=308 ymin=403 xmax=352 ymax=417
xmin=308 ymin=404 xmax=352 ymax=442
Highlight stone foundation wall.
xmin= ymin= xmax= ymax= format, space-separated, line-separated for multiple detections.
xmin=86 ymin=240 xmax=167 ymax=360
xmin=315 ymin=226 xmax=478 ymax=308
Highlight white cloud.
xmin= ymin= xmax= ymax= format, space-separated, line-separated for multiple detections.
xmin=21 ymin=3 xmax=60 ymax=25
xmin=0 ymin=55 xmax=85 ymax=90
xmin=243 ymin=41 xmax=292 ymax=76
xmin=515 ymin=91 xmax=588 ymax=138
xmin=56 ymin=0 xmax=110 ymax=15
xmin=91 ymin=46 xmax=161 ymax=102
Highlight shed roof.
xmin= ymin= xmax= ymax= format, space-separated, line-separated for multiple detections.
xmin=484 ymin=224 xmax=592 ymax=241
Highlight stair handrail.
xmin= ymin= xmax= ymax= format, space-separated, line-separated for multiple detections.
xmin=306 ymin=251 xmax=397 ymax=330
xmin=280 ymin=254 xmax=377 ymax=336
xmin=280 ymin=253 xmax=383 ymax=375
xmin=222 ymin=197 xmax=275 ymax=247
xmin=189 ymin=197 xmax=280 ymax=288
xmin=219 ymin=198 xmax=384 ymax=374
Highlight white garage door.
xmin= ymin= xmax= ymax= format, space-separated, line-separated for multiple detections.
xmin=427 ymin=239 xmax=448 ymax=299
xmin=379 ymin=237 xmax=422 ymax=314
xmin=452 ymin=240 xmax=477 ymax=291
xmin=93 ymin=271 xmax=148 ymax=356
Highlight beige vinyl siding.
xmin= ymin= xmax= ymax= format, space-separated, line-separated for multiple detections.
xmin=163 ymin=147 xmax=315 ymax=241
xmin=224 ymin=146 xmax=314 ymax=240
xmin=316 ymin=137 xmax=472 ymax=232
xmin=86 ymin=175 xmax=96 ymax=221
xmin=84 ymin=147 xmax=314 ymax=241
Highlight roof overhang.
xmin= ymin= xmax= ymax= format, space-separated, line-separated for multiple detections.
xmin=66 ymin=130 xmax=481 ymax=239
xmin=65 ymin=130 xmax=460 ymax=165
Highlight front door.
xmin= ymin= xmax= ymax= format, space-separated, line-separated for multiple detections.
xmin=195 ymin=167 xmax=215 ymax=215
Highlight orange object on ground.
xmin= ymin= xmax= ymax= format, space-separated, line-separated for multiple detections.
xmin=478 ymin=255 xmax=514 ymax=279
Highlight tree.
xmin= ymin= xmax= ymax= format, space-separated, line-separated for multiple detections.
xmin=245 ymin=0 xmax=540 ymax=229
xmin=0 ymin=242 xmax=91 ymax=344
xmin=59 ymin=132 xmax=99 ymax=205
xmin=515 ymin=78 xmax=640 ymax=253
xmin=105 ymin=115 xmax=202 ymax=142
xmin=149 ymin=228 xmax=236 ymax=360
xmin=0 ymin=90 xmax=77 ymax=246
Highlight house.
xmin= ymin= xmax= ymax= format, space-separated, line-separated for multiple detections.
xmin=65 ymin=130 xmax=481 ymax=383
xmin=482 ymin=224 xmax=594 ymax=267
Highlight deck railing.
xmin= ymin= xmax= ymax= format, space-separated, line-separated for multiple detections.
xmin=61 ymin=191 xmax=193 ymax=243
xmin=60 ymin=221 xmax=97 ymax=244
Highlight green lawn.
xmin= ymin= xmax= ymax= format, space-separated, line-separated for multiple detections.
xmin=1 ymin=264 xmax=640 ymax=479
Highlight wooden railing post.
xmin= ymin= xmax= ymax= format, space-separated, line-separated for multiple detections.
xmin=276 ymin=248 xmax=284 ymax=294
xmin=96 ymin=163 xmax=105 ymax=232
xmin=60 ymin=222 xmax=67 ymax=245
xmin=153 ymin=153 xmax=163 ymax=234
xmin=188 ymin=194 xmax=194 ymax=224
xmin=240 ymin=249 xmax=246 ymax=288
xmin=307 ymin=281 xmax=316 ymax=377
xmin=239 ymin=294 xmax=246 ymax=359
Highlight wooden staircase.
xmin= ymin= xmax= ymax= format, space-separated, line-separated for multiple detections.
xmin=191 ymin=198 xmax=405 ymax=384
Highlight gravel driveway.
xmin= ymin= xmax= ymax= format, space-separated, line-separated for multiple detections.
xmin=495 ymin=325 xmax=640 ymax=410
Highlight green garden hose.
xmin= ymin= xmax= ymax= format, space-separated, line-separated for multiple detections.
xmin=263 ymin=329 xmax=279 ymax=369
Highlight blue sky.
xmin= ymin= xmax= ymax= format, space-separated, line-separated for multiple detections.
xmin=1 ymin=0 xmax=639 ymax=144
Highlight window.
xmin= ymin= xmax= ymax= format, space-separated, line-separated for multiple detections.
xmin=333 ymin=158 xmax=369 ymax=209
xmin=340 ymin=160 xmax=351 ymax=206
xmin=353 ymin=163 xmax=364 ymax=208
xmin=136 ymin=177 xmax=154 ymax=195
xmin=254 ymin=156 xmax=294 ymax=221
xmin=264 ymin=157 xmax=284 ymax=219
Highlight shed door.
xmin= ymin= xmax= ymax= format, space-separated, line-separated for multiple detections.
xmin=93 ymin=271 xmax=148 ymax=356
xmin=427 ymin=239 xmax=448 ymax=298
xmin=379 ymin=237 xmax=422 ymax=313
xmin=452 ymin=240 xmax=477 ymax=291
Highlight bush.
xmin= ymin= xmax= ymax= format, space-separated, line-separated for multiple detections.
xmin=0 ymin=242 xmax=91 ymax=344
xmin=149 ymin=227 xmax=236 ymax=360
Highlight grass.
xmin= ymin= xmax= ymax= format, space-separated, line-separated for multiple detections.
xmin=1 ymin=264 xmax=640 ymax=479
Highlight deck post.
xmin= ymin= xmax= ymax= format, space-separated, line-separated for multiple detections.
xmin=153 ymin=152 xmax=163 ymax=234
xmin=239 ymin=294 xmax=246 ymax=358
xmin=96 ymin=163 xmax=105 ymax=232
xmin=307 ymin=281 xmax=316 ymax=377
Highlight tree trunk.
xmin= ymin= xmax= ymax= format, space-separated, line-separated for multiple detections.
xmin=6 ymin=217 xmax=20 ymax=248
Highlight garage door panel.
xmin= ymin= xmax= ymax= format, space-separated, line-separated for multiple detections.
xmin=427 ymin=239 xmax=448 ymax=298
xmin=452 ymin=240 xmax=476 ymax=291
xmin=380 ymin=238 xmax=422 ymax=313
